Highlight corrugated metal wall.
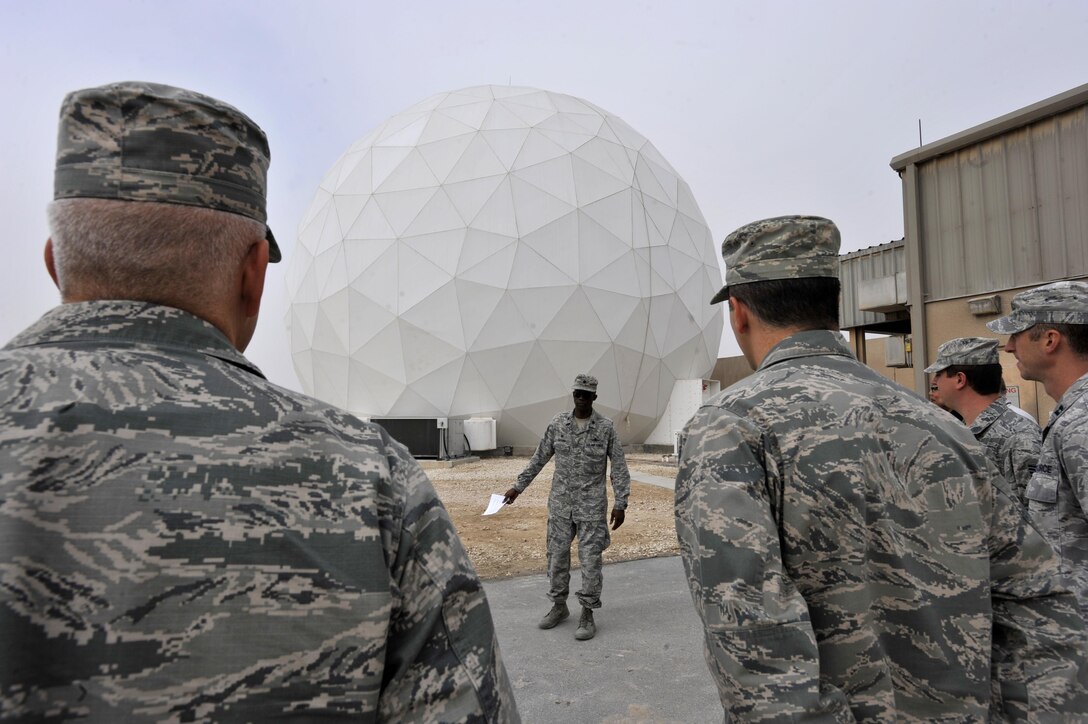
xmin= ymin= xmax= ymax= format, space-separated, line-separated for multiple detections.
xmin=839 ymin=240 xmax=905 ymax=329
xmin=918 ymin=104 xmax=1088 ymax=300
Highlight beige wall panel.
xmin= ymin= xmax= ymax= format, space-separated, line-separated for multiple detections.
xmin=862 ymin=337 xmax=916 ymax=391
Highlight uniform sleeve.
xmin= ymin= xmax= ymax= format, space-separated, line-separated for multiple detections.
xmin=985 ymin=462 xmax=1088 ymax=720
xmin=514 ymin=420 xmax=556 ymax=492
xmin=380 ymin=441 xmax=520 ymax=723
xmin=1057 ymin=416 xmax=1088 ymax=513
xmin=674 ymin=408 xmax=852 ymax=722
xmin=607 ymin=424 xmax=630 ymax=510
xmin=1002 ymin=427 xmax=1041 ymax=505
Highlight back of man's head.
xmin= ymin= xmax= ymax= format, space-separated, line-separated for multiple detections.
xmin=47 ymin=81 xmax=279 ymax=310
xmin=711 ymin=215 xmax=841 ymax=330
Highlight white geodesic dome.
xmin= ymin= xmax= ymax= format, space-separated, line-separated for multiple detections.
xmin=284 ymin=85 xmax=722 ymax=446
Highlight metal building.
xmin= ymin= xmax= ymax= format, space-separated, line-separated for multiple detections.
xmin=881 ymin=82 xmax=1088 ymax=419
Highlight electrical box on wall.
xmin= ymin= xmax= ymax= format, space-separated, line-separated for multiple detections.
xmin=885 ymin=336 xmax=913 ymax=368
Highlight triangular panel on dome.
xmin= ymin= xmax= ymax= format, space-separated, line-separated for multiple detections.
xmin=373 ymin=186 xmax=438 ymax=236
xmin=458 ymin=236 xmax=517 ymax=289
xmin=641 ymin=194 xmax=678 ymax=247
xmin=417 ymin=111 xmax=478 ymax=145
xmin=371 ymin=146 xmax=413 ymax=190
xmin=582 ymin=286 xmax=641 ymax=340
xmin=343 ymin=237 xmax=395 ymax=283
xmin=539 ymin=289 xmax=611 ymax=343
xmin=333 ymin=150 xmax=369 ymax=188
xmin=445 ymin=133 xmax=508 ymax=185
xmin=347 ymin=288 xmax=396 ymax=354
xmin=440 ymin=88 xmax=492 ymax=106
xmin=354 ymin=320 xmax=406 ymax=384
xmin=397 ymin=244 xmax=452 ymax=314
xmin=458 ymin=228 xmax=517 ymax=277
xmin=520 ymin=212 xmax=579 ymax=282
xmin=584 ymin=346 xmax=622 ymax=406
xmin=614 ymin=301 xmax=656 ymax=356
xmin=399 ymin=279 xmax=465 ymax=350
xmin=495 ymin=403 xmax=556 ymax=447
xmin=637 ymin=140 xmax=675 ymax=176
xmin=509 ymin=176 xmax=575 ymax=238
xmin=402 ymin=227 xmax=465 ymax=277
xmin=572 ymin=155 xmax=630 ymax=206
xmin=490 ymin=85 xmax=537 ymax=100
xmin=298 ymin=189 xmax=332 ymax=232
xmin=573 ymin=138 xmax=634 ymax=185
xmin=388 ymin=384 xmax=444 ymax=417
xmin=608 ymin=343 xmax=650 ymax=413
xmin=548 ymin=92 xmax=597 ymax=116
xmin=376 ymin=114 xmax=428 ymax=149
xmin=398 ymin=318 xmax=464 ymax=383
xmin=469 ymin=291 xmax=533 ymax=351
xmin=681 ymin=213 xmax=719 ymax=267
xmin=436 ymin=100 xmax=490 ymax=130
xmin=311 ymin=288 xmax=350 ymax=357
xmin=334 ymin=152 xmax=374 ymax=197
xmin=333 ymin=194 xmax=370 ymax=236
xmin=403 ymin=187 xmax=465 ymax=236
xmin=505 ymin=341 xmax=566 ymax=409
xmin=345 ymin=361 xmax=379 ymax=416
xmin=408 ymin=355 xmax=465 ymax=414
xmin=633 ymin=157 xmax=673 ymax=208
xmin=480 ymin=127 xmax=532 ymax=171
xmin=288 ymin=301 xmax=319 ymax=351
xmin=310 ymin=349 xmax=350 ymax=410
xmin=641 ymin=154 xmax=680 ymax=206
xmin=582 ymin=188 xmax=633 ymax=247
xmin=502 ymin=101 xmax=556 ymax=127
xmin=536 ymin=109 xmax=595 ymax=137
xmin=291 ymin=347 xmax=314 ymax=396
xmin=480 ymin=101 xmax=529 ymax=131
xmin=512 ymin=155 xmax=576 ymax=206
xmin=538 ymin=340 xmax=612 ymax=387
xmin=315 ymin=245 xmax=350 ymax=298
xmin=455 ymin=278 xmax=508 ymax=350
xmin=287 ymin=251 xmax=320 ymax=304
xmin=449 ymin=355 xmax=501 ymax=417
xmin=348 ymin=358 xmax=403 ymax=416
xmin=511 ymin=130 xmax=569 ymax=171
xmin=350 ymin=243 xmax=398 ymax=314
xmin=468 ymin=341 xmax=536 ymax=408
xmin=313 ymin=201 xmax=345 ymax=256
xmin=443 ymin=174 xmax=506 ymax=226
xmin=538 ymin=128 xmax=593 ymax=154
xmin=583 ymin=245 xmax=641 ymax=298
xmin=633 ymin=247 xmax=674 ymax=297
xmin=344 ymin=198 xmax=395 ymax=240
xmin=466 ymin=176 xmax=518 ymax=237
xmin=507 ymin=241 xmax=577 ymax=288
xmin=418 ymin=132 xmax=475 ymax=184
xmin=577 ymin=209 xmax=633 ymax=281
xmin=648 ymin=295 xmax=680 ymax=356
xmin=376 ymin=148 xmax=440 ymax=193
xmin=507 ymin=285 xmax=577 ymax=337
xmin=666 ymin=211 xmax=701 ymax=262
xmin=601 ymin=115 xmax=647 ymax=152
xmin=673 ymin=261 xmax=707 ymax=317
xmin=676 ymin=179 xmax=704 ymax=221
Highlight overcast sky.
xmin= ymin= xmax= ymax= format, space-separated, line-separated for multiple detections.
xmin=3 ymin=0 xmax=1086 ymax=391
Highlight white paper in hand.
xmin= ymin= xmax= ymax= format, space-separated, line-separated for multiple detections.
xmin=483 ymin=493 xmax=506 ymax=516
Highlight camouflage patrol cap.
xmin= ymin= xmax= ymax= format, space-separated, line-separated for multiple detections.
xmin=709 ymin=215 xmax=840 ymax=305
xmin=924 ymin=337 xmax=999 ymax=374
xmin=54 ymin=81 xmax=281 ymax=262
xmin=572 ymin=374 xmax=598 ymax=393
xmin=986 ymin=281 xmax=1088 ymax=334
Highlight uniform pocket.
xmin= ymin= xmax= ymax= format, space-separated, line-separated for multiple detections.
xmin=1025 ymin=469 xmax=1059 ymax=505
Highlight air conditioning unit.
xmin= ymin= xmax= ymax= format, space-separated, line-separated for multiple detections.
xmin=372 ymin=418 xmax=442 ymax=458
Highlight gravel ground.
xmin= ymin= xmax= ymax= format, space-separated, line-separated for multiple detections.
xmin=426 ymin=453 xmax=680 ymax=580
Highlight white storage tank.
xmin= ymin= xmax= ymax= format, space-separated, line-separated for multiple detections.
xmin=463 ymin=417 xmax=497 ymax=452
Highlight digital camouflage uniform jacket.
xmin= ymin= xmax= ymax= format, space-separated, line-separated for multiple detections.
xmin=971 ymin=396 xmax=1042 ymax=506
xmin=514 ymin=411 xmax=630 ymax=521
xmin=1027 ymin=371 xmax=1088 ymax=619
xmin=675 ymin=330 xmax=1087 ymax=722
xmin=0 ymin=301 xmax=519 ymax=723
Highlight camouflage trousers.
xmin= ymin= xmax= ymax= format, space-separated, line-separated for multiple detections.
xmin=546 ymin=515 xmax=611 ymax=609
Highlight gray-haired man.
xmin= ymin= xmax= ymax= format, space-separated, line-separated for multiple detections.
xmin=988 ymin=280 xmax=1088 ymax=619
xmin=675 ymin=215 xmax=1087 ymax=720
xmin=0 ymin=82 xmax=517 ymax=722
xmin=925 ymin=336 xmax=1041 ymax=504
xmin=503 ymin=374 xmax=630 ymax=641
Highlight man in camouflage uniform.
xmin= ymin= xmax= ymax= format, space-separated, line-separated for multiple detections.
xmin=502 ymin=374 xmax=629 ymax=641
xmin=0 ymin=82 xmax=518 ymax=722
xmin=675 ymin=215 xmax=1088 ymax=720
xmin=989 ymin=280 xmax=1088 ymax=619
xmin=926 ymin=336 xmax=1041 ymax=503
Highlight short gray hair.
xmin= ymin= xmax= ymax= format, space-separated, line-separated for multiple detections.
xmin=48 ymin=198 xmax=265 ymax=305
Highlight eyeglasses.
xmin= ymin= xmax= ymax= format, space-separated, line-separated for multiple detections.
xmin=572 ymin=390 xmax=594 ymax=399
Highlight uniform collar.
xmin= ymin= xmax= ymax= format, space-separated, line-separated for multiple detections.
xmin=758 ymin=329 xmax=855 ymax=371
xmin=4 ymin=300 xmax=266 ymax=378
xmin=970 ymin=396 xmax=1008 ymax=436
xmin=1052 ymin=371 xmax=1088 ymax=421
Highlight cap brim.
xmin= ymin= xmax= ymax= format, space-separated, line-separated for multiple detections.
xmin=986 ymin=314 xmax=1032 ymax=335
xmin=267 ymin=226 xmax=282 ymax=263
xmin=923 ymin=362 xmax=947 ymax=374
xmin=709 ymin=285 xmax=729 ymax=306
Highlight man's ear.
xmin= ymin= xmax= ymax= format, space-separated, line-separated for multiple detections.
xmin=729 ymin=298 xmax=751 ymax=336
xmin=954 ymin=372 xmax=968 ymax=391
xmin=1043 ymin=328 xmax=1063 ymax=354
xmin=241 ymin=238 xmax=270 ymax=318
xmin=44 ymin=238 xmax=60 ymax=289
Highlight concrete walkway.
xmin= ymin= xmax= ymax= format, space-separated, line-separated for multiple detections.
xmin=629 ymin=471 xmax=676 ymax=490
xmin=483 ymin=555 xmax=721 ymax=723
